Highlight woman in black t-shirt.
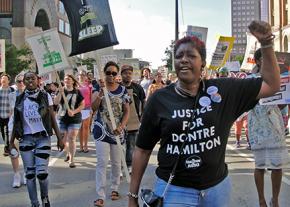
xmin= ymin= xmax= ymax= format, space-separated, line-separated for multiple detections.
xmin=128 ymin=21 xmax=281 ymax=207
xmin=54 ymin=74 xmax=84 ymax=168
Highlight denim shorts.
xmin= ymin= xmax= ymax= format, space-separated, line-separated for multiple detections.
xmin=153 ymin=176 xmax=231 ymax=207
xmin=59 ymin=121 xmax=81 ymax=132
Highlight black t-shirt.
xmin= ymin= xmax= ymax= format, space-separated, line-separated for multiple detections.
xmin=123 ymin=82 xmax=146 ymax=119
xmin=59 ymin=89 xmax=84 ymax=124
xmin=136 ymin=77 xmax=262 ymax=190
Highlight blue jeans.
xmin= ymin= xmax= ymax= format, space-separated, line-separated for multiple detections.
xmin=153 ymin=176 xmax=231 ymax=207
xmin=125 ymin=131 xmax=138 ymax=167
xmin=19 ymin=134 xmax=51 ymax=206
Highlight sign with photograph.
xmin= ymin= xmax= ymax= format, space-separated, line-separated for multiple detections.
xmin=0 ymin=39 xmax=5 ymax=72
xmin=26 ymin=28 xmax=70 ymax=75
xmin=208 ymin=36 xmax=235 ymax=70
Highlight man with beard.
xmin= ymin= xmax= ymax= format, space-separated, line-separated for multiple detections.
xmin=121 ymin=65 xmax=146 ymax=173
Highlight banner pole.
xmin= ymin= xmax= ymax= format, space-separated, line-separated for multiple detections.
xmin=95 ymin=65 xmax=130 ymax=183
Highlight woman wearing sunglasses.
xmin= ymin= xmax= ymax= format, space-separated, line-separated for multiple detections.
xmin=91 ymin=61 xmax=130 ymax=207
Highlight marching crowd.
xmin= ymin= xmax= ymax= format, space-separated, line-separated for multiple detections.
xmin=0 ymin=20 xmax=289 ymax=207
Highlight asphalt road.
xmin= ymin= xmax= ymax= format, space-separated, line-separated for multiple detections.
xmin=0 ymin=131 xmax=289 ymax=207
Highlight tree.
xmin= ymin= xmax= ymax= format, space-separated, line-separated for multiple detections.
xmin=233 ymin=55 xmax=244 ymax=65
xmin=5 ymin=43 xmax=35 ymax=80
xmin=162 ymin=41 xmax=174 ymax=71
xmin=75 ymin=57 xmax=96 ymax=71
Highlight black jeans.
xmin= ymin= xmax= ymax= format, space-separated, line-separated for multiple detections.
xmin=125 ymin=131 xmax=138 ymax=167
xmin=0 ymin=117 xmax=9 ymax=149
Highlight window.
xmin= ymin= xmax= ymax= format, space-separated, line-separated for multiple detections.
xmin=65 ymin=22 xmax=70 ymax=35
xmin=59 ymin=19 xmax=65 ymax=33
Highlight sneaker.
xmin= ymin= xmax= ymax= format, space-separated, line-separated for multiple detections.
xmin=69 ymin=162 xmax=76 ymax=168
xmin=12 ymin=173 xmax=21 ymax=188
xmin=22 ymin=173 xmax=27 ymax=185
xmin=246 ymin=143 xmax=251 ymax=150
xmin=235 ymin=141 xmax=241 ymax=148
xmin=41 ymin=196 xmax=50 ymax=207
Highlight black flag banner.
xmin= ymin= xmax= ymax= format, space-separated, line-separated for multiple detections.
xmin=60 ymin=0 xmax=119 ymax=56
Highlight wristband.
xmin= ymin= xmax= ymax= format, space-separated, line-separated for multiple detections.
xmin=260 ymin=43 xmax=274 ymax=49
xmin=127 ymin=192 xmax=138 ymax=199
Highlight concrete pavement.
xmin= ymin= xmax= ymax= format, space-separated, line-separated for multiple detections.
xmin=0 ymin=132 xmax=289 ymax=207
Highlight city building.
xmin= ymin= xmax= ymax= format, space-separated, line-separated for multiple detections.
xmin=231 ymin=0 xmax=261 ymax=57
xmin=0 ymin=0 xmax=150 ymax=77
xmin=269 ymin=0 xmax=289 ymax=52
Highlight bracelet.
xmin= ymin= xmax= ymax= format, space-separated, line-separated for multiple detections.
xmin=260 ymin=43 xmax=274 ymax=49
xmin=127 ymin=192 xmax=138 ymax=199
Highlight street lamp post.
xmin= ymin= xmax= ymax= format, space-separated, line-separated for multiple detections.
xmin=175 ymin=0 xmax=179 ymax=41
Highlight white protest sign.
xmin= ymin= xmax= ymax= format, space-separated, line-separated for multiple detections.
xmin=185 ymin=25 xmax=208 ymax=44
xmin=39 ymin=73 xmax=52 ymax=85
xmin=100 ymin=55 xmax=118 ymax=69
xmin=26 ymin=28 xmax=70 ymax=75
xmin=240 ymin=33 xmax=260 ymax=71
xmin=0 ymin=39 xmax=5 ymax=72
xmin=260 ymin=76 xmax=290 ymax=105
xmin=225 ymin=61 xmax=241 ymax=72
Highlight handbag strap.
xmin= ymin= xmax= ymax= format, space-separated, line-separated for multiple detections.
xmin=161 ymin=85 xmax=201 ymax=197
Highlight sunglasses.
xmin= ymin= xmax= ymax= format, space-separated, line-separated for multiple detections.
xmin=16 ymin=80 xmax=23 ymax=83
xmin=105 ymin=71 xmax=118 ymax=76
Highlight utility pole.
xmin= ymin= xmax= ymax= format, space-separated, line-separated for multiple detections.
xmin=175 ymin=0 xmax=179 ymax=41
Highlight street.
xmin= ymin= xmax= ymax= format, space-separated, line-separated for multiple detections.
xmin=0 ymin=131 xmax=289 ymax=207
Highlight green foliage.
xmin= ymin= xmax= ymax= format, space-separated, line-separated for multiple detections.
xmin=233 ymin=55 xmax=244 ymax=65
xmin=5 ymin=43 xmax=35 ymax=80
xmin=162 ymin=42 xmax=174 ymax=71
xmin=76 ymin=57 xmax=96 ymax=71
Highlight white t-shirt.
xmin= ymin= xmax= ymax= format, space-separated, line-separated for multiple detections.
xmin=140 ymin=78 xmax=152 ymax=96
xmin=23 ymin=93 xmax=53 ymax=135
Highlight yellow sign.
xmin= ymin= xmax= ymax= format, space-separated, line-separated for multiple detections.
xmin=208 ymin=36 xmax=235 ymax=70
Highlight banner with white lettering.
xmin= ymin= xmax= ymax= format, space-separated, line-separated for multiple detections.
xmin=26 ymin=28 xmax=70 ymax=75
xmin=0 ymin=39 xmax=5 ymax=72
xmin=61 ymin=0 xmax=119 ymax=56
xmin=208 ymin=36 xmax=235 ymax=70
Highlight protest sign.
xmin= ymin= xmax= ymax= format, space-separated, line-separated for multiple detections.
xmin=260 ymin=76 xmax=290 ymax=105
xmin=276 ymin=52 xmax=290 ymax=76
xmin=100 ymin=55 xmax=118 ymax=69
xmin=208 ymin=36 xmax=235 ymax=70
xmin=61 ymin=0 xmax=118 ymax=56
xmin=0 ymin=39 xmax=5 ymax=72
xmin=240 ymin=33 xmax=259 ymax=71
xmin=26 ymin=28 xmax=70 ymax=75
xmin=185 ymin=25 xmax=208 ymax=44
xmin=224 ymin=61 xmax=240 ymax=72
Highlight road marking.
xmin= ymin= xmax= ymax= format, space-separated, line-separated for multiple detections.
xmin=227 ymin=144 xmax=290 ymax=186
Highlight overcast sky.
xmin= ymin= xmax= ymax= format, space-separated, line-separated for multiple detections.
xmin=110 ymin=0 xmax=231 ymax=68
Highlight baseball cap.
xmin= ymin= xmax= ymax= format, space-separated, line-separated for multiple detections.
xmin=121 ymin=65 xmax=133 ymax=73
